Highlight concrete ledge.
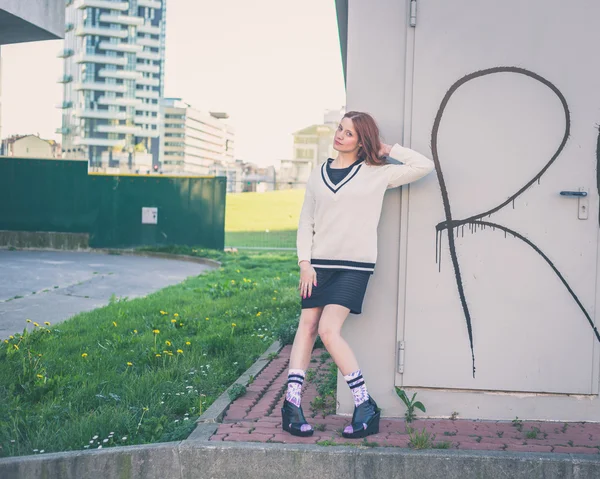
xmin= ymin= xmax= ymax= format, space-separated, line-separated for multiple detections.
xmin=2 ymin=439 xmax=599 ymax=479
xmin=0 ymin=443 xmax=182 ymax=479
xmin=0 ymin=231 xmax=89 ymax=250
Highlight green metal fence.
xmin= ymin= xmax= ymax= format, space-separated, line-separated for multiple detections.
xmin=0 ymin=158 xmax=226 ymax=250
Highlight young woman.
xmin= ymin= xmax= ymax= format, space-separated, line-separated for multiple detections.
xmin=281 ymin=111 xmax=435 ymax=439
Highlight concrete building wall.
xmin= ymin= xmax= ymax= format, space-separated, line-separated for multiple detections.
xmin=0 ymin=0 xmax=64 ymax=45
xmin=337 ymin=0 xmax=600 ymax=422
xmin=335 ymin=0 xmax=410 ymax=420
xmin=0 ymin=0 xmax=64 ymax=157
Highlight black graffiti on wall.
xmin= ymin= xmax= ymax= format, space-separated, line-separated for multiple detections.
xmin=596 ymin=127 xmax=600 ymax=226
xmin=431 ymin=66 xmax=600 ymax=378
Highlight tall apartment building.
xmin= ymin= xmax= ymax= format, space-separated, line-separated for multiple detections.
xmin=161 ymin=98 xmax=235 ymax=175
xmin=59 ymin=0 xmax=166 ymax=169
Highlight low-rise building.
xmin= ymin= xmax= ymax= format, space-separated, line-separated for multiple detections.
xmin=1 ymin=134 xmax=62 ymax=158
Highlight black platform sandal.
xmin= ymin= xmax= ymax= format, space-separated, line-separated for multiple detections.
xmin=341 ymin=396 xmax=380 ymax=439
xmin=281 ymin=399 xmax=314 ymax=437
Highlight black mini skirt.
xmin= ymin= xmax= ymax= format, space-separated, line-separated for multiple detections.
xmin=301 ymin=268 xmax=372 ymax=315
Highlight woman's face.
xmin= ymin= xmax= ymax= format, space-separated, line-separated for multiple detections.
xmin=333 ymin=117 xmax=360 ymax=153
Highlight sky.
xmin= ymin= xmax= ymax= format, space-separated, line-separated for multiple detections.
xmin=0 ymin=0 xmax=346 ymax=167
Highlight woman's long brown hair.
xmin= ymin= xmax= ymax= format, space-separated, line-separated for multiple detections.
xmin=342 ymin=111 xmax=386 ymax=166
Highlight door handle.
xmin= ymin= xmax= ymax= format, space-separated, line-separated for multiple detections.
xmin=560 ymin=191 xmax=588 ymax=197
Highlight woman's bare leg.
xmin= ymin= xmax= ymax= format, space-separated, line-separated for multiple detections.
xmin=317 ymin=304 xmax=358 ymax=374
xmin=288 ymin=306 xmax=323 ymax=370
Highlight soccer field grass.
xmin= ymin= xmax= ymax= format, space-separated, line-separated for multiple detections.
xmin=225 ymin=189 xmax=305 ymax=248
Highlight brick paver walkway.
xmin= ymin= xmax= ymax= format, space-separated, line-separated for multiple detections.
xmin=209 ymin=345 xmax=600 ymax=455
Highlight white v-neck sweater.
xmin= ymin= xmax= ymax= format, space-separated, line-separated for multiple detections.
xmin=296 ymin=143 xmax=435 ymax=272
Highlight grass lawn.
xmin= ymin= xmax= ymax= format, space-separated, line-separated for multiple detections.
xmin=225 ymin=189 xmax=305 ymax=249
xmin=0 ymin=248 xmax=300 ymax=458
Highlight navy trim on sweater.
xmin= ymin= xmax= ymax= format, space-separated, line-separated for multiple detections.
xmin=311 ymin=258 xmax=375 ymax=272
xmin=321 ymin=160 xmax=363 ymax=194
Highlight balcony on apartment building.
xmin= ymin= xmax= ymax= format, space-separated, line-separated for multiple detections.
xmin=58 ymin=75 xmax=74 ymax=83
xmin=137 ymin=50 xmax=161 ymax=61
xmin=74 ymin=137 xmax=126 ymax=147
xmin=57 ymin=48 xmax=74 ymax=58
xmin=98 ymin=96 xmax=143 ymax=107
xmin=76 ymin=25 xmax=128 ymax=38
xmin=134 ymin=115 xmax=160 ymax=125
xmin=99 ymin=13 xmax=144 ymax=26
xmin=76 ymin=109 xmax=128 ymax=120
xmin=135 ymin=101 xmax=160 ymax=113
xmin=98 ymin=68 xmax=142 ymax=81
xmin=57 ymin=101 xmax=74 ymax=109
xmin=96 ymin=124 xmax=145 ymax=135
xmin=138 ymin=23 xmax=161 ymax=35
xmin=98 ymin=41 xmax=143 ymax=53
xmin=75 ymin=82 xmax=128 ymax=93
xmin=75 ymin=53 xmax=128 ymax=65
xmin=136 ymin=63 xmax=160 ymax=74
xmin=136 ymin=76 xmax=160 ymax=87
xmin=136 ymin=37 xmax=160 ymax=48
xmin=137 ymin=0 xmax=162 ymax=9
xmin=135 ymin=90 xmax=160 ymax=100
xmin=76 ymin=0 xmax=129 ymax=11
xmin=132 ymin=127 xmax=160 ymax=138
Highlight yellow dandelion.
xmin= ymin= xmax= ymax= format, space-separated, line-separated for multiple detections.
xmin=205 ymin=317 xmax=209 ymax=321
xmin=171 ymin=319 xmax=177 ymax=323
xmin=9 ymin=335 xmax=14 ymax=339
xmin=185 ymin=341 xmax=191 ymax=345
xmin=232 ymin=323 xmax=237 ymax=327
xmin=274 ymin=290 xmax=278 ymax=293
xmin=167 ymin=351 xmax=173 ymax=356
xmin=176 ymin=349 xmax=183 ymax=354
xmin=33 ymin=322 xmax=40 ymax=327
xmin=13 ymin=344 xmax=19 ymax=350
xmin=82 ymin=352 xmax=88 ymax=358
xmin=153 ymin=329 xmax=160 ymax=334
xmin=165 ymin=340 xmax=171 ymax=346
xmin=155 ymin=353 xmax=161 ymax=357
xmin=127 ymin=362 xmax=133 ymax=366
xmin=26 ymin=319 xmax=32 ymax=323
xmin=272 ymin=297 xmax=276 ymax=301
xmin=174 ymin=313 xmax=179 ymax=317
xmin=38 ymin=354 xmax=42 ymax=357
xmin=236 ymin=269 xmax=240 ymax=273
xmin=112 ymin=321 xmax=117 ymax=327
xmin=179 ymin=323 xmax=183 ymax=326
xmin=44 ymin=321 xmax=51 ymax=326
xmin=163 ymin=350 xmax=169 ymax=354
xmin=133 ymin=329 xmax=138 ymax=334
xmin=37 ymin=374 xmax=43 ymax=379
xmin=143 ymin=406 xmax=149 ymax=411
xmin=3 ymin=340 xmax=8 ymax=344
xmin=160 ymin=310 xmax=168 ymax=315
xmin=256 ymin=312 xmax=262 ymax=317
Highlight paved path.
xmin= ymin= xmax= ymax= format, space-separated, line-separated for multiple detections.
xmin=211 ymin=345 xmax=600 ymax=455
xmin=0 ymin=250 xmax=213 ymax=338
